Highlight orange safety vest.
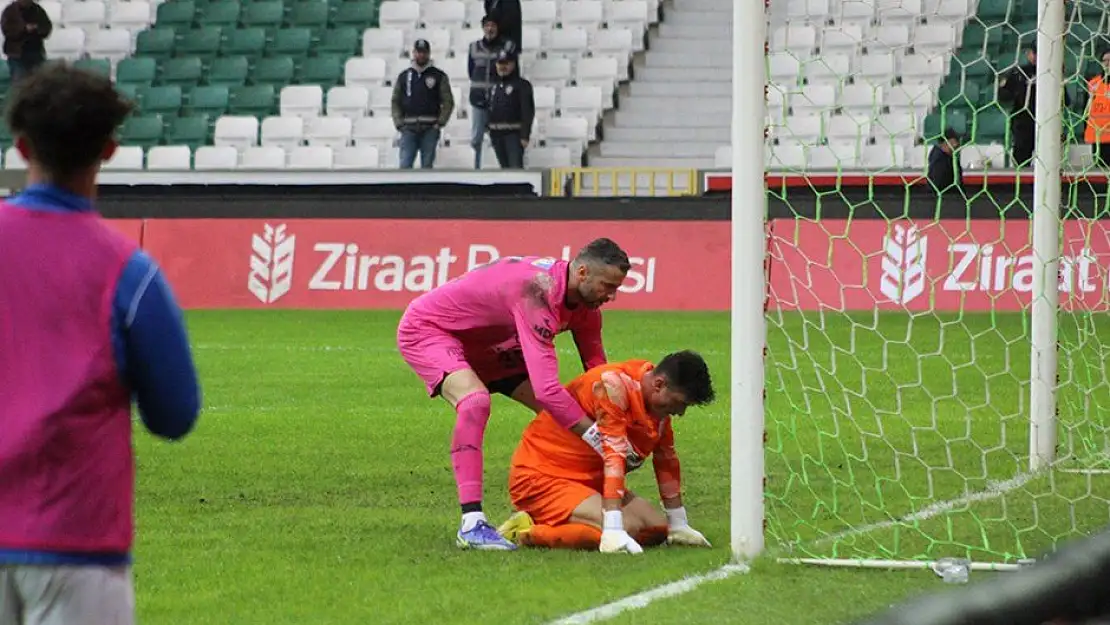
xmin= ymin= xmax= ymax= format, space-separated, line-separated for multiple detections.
xmin=1086 ymin=75 xmax=1110 ymax=144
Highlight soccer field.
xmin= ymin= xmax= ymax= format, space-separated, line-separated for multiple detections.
xmin=132 ymin=310 xmax=1110 ymax=624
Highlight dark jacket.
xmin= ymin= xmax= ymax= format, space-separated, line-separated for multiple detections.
xmin=391 ymin=62 xmax=455 ymax=130
xmin=998 ymin=62 xmax=1072 ymax=123
xmin=486 ymin=69 xmax=535 ymax=142
xmin=927 ymin=143 xmax=962 ymax=193
xmin=484 ymin=0 xmax=522 ymax=50
xmin=467 ymin=36 xmax=513 ymax=108
xmin=1 ymin=1 xmax=52 ymax=59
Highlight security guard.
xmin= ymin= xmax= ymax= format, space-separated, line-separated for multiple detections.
xmin=391 ymin=39 xmax=455 ymax=169
xmin=485 ymin=49 xmax=534 ymax=169
xmin=997 ymin=43 xmax=1071 ymax=168
xmin=466 ymin=16 xmax=514 ymax=169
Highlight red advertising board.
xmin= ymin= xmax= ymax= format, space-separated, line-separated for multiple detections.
xmin=104 ymin=218 xmax=144 ymax=246
xmin=130 ymin=218 xmax=1110 ymax=312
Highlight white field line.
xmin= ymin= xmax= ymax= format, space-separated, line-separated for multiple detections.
xmin=543 ymin=564 xmax=750 ymax=625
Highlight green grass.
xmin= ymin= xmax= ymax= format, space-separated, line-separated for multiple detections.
xmin=132 ymin=310 xmax=1110 ymax=625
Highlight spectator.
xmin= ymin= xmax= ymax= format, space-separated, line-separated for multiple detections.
xmin=997 ymin=43 xmax=1072 ymax=169
xmin=484 ymin=0 xmax=522 ymax=52
xmin=486 ymin=49 xmax=534 ymax=169
xmin=927 ymin=128 xmax=964 ymax=193
xmin=392 ymin=39 xmax=455 ymax=169
xmin=1084 ymin=49 xmax=1110 ymax=167
xmin=467 ymin=16 xmax=514 ymax=169
xmin=1 ymin=0 xmax=51 ymax=84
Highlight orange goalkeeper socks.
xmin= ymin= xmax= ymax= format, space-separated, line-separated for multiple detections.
xmin=522 ymin=524 xmax=602 ymax=550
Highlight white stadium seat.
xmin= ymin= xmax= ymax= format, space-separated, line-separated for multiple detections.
xmin=146 ymin=146 xmax=192 ymax=170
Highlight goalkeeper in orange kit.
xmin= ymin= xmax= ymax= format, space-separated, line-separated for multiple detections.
xmin=497 ymin=351 xmax=716 ymax=554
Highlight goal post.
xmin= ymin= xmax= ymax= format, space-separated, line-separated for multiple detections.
xmin=731 ymin=0 xmax=1110 ymax=569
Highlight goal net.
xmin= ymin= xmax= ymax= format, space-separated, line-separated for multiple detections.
xmin=752 ymin=0 xmax=1110 ymax=568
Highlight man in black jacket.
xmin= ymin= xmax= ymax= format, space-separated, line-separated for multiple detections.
xmin=997 ymin=43 xmax=1071 ymax=168
xmin=1 ymin=0 xmax=52 ymax=84
xmin=484 ymin=0 xmax=521 ymax=53
xmin=485 ymin=49 xmax=534 ymax=169
xmin=391 ymin=39 xmax=455 ymax=169
xmin=927 ymin=128 xmax=963 ymax=194
xmin=467 ymin=16 xmax=514 ymax=169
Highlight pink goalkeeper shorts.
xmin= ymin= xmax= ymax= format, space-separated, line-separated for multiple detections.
xmin=396 ymin=316 xmax=527 ymax=398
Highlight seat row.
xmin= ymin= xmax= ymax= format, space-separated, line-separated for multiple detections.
xmin=0 ymin=143 xmax=579 ymax=171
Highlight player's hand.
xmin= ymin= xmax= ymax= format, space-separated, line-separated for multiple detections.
xmin=600 ymin=529 xmax=643 ymax=554
xmin=665 ymin=506 xmax=712 ymax=547
xmin=667 ymin=525 xmax=711 ymax=547
xmin=580 ymin=422 xmax=604 ymax=457
xmin=599 ymin=510 xmax=643 ymax=554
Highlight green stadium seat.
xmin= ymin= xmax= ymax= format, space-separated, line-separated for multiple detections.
xmin=74 ymin=58 xmax=111 ymax=77
xmin=116 ymin=83 xmax=142 ymax=104
xmin=116 ymin=57 xmax=158 ymax=86
xmin=287 ymin=1 xmax=328 ymax=29
xmin=241 ymin=1 xmax=285 ymax=30
xmin=229 ymin=85 xmax=277 ymax=116
xmin=316 ymin=26 xmax=358 ymax=56
xmin=185 ymin=86 xmax=230 ymax=117
xmin=267 ymin=27 xmax=312 ymax=58
xmin=135 ymin=28 xmax=176 ymax=59
xmin=176 ymin=26 xmax=223 ymax=59
xmin=971 ymin=108 xmax=1008 ymax=143
xmin=165 ymin=114 xmax=212 ymax=149
xmin=121 ymin=115 xmax=165 ymax=148
xmin=155 ymin=1 xmax=197 ymax=29
xmin=331 ymin=1 xmax=376 ymax=28
xmin=207 ymin=56 xmax=250 ymax=86
xmin=294 ymin=54 xmax=342 ymax=87
xmin=0 ymin=123 xmax=12 ymax=149
xmin=139 ymin=86 xmax=184 ymax=116
xmin=221 ymin=28 xmax=267 ymax=58
xmin=974 ymin=0 xmax=1014 ymax=23
xmin=160 ymin=56 xmax=204 ymax=86
xmin=250 ymin=56 xmax=294 ymax=86
xmin=199 ymin=1 xmax=241 ymax=27
xmin=937 ymin=81 xmax=981 ymax=109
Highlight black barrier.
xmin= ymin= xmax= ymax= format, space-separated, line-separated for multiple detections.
xmin=92 ymin=181 xmax=1110 ymax=221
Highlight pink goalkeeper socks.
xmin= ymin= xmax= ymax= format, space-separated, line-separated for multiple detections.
xmin=450 ymin=391 xmax=492 ymax=505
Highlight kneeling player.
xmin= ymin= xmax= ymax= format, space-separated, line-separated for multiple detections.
xmin=498 ymin=351 xmax=715 ymax=554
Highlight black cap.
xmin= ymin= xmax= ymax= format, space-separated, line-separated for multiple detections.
xmin=496 ymin=48 xmax=516 ymax=62
xmin=481 ymin=14 xmax=497 ymax=25
xmin=413 ymin=39 xmax=430 ymax=52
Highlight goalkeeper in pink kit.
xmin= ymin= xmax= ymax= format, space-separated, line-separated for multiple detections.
xmin=397 ymin=238 xmax=631 ymax=551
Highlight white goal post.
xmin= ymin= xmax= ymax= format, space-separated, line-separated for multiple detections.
xmin=729 ymin=0 xmax=1087 ymax=568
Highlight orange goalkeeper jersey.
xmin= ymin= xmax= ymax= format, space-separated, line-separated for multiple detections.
xmin=510 ymin=359 xmax=682 ymax=502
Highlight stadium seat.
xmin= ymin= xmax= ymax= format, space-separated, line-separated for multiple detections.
xmin=146 ymin=145 xmax=193 ymax=170
xmin=242 ymin=1 xmax=284 ymax=30
xmin=331 ymin=2 xmax=377 ymax=28
xmin=84 ymin=30 xmax=131 ymax=63
xmin=139 ymin=85 xmax=183 ymax=116
xmin=560 ymin=1 xmax=604 ymax=32
xmin=108 ymin=1 xmax=152 ymax=31
xmin=214 ymin=115 xmax=260 ymax=151
xmin=548 ymin=28 xmax=588 ymax=59
xmin=45 ymin=28 xmax=86 ymax=60
xmin=165 ymin=114 xmax=213 ymax=148
xmin=305 ymin=116 xmax=352 ymax=148
xmin=260 ymin=115 xmax=305 ymax=149
xmin=155 ymin=2 xmax=196 ymax=30
xmin=207 ymin=56 xmax=250 ymax=87
xmin=240 ymin=145 xmax=287 ymax=169
xmin=120 ymin=115 xmax=165 ymax=148
xmin=193 ymin=145 xmax=239 ymax=169
xmin=332 ymin=145 xmax=380 ymax=168
xmin=103 ymin=146 xmax=146 ymax=170
xmin=160 ymin=57 xmax=204 ymax=86
xmin=177 ymin=27 xmax=222 ymax=60
xmin=4 ymin=146 xmax=26 ymax=170
xmin=295 ymin=55 xmax=344 ymax=88
xmin=288 ymin=145 xmax=334 ymax=169
xmin=326 ymin=85 xmax=369 ymax=120
xmin=135 ymin=28 xmax=176 ymax=59
xmin=268 ymin=27 xmax=312 ymax=58
xmin=344 ymin=57 xmax=388 ymax=88
xmin=199 ymin=1 xmax=241 ymax=27
xmin=422 ymin=0 xmax=465 ymax=29
xmin=288 ymin=1 xmax=329 ymax=29
xmin=230 ymin=85 xmax=277 ymax=116
xmin=318 ymin=26 xmax=360 ymax=56
xmin=377 ymin=0 xmax=419 ymax=30
xmin=222 ymin=28 xmax=266 ymax=58
xmin=63 ymin=0 xmax=107 ymax=33
xmin=74 ymin=57 xmax=112 ymax=77
xmin=525 ymin=145 xmax=573 ymax=168
xmin=252 ymin=57 xmax=295 ymax=87
xmin=280 ymin=85 xmax=324 ymax=119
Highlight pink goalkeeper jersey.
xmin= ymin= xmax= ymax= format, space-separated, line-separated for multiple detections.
xmin=404 ymin=256 xmax=607 ymax=427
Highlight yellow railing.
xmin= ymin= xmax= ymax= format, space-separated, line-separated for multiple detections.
xmin=549 ymin=167 xmax=699 ymax=197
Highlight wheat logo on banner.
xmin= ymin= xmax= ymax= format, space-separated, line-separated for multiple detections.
xmin=248 ymin=223 xmax=296 ymax=304
xmin=879 ymin=224 xmax=927 ymax=305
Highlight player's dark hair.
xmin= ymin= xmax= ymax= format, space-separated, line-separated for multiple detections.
xmin=6 ymin=62 xmax=134 ymax=179
xmin=575 ymin=238 xmax=631 ymax=272
xmin=655 ymin=350 xmax=715 ymax=406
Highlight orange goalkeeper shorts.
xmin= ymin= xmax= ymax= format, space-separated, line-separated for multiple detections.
xmin=508 ymin=467 xmax=602 ymax=526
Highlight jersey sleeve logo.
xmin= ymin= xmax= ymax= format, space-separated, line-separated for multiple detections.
xmin=533 ymin=324 xmax=554 ymax=340
xmin=531 ymin=257 xmax=557 ymax=269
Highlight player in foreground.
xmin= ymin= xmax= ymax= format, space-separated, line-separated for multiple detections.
xmin=498 ymin=351 xmax=715 ymax=553
xmin=397 ymin=239 xmax=631 ymax=550
xmin=0 ymin=63 xmax=202 ymax=624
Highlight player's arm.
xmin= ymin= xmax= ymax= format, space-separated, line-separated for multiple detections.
xmin=511 ymin=301 xmax=594 ymax=440
xmin=653 ymin=420 xmax=711 ymax=547
xmin=571 ymin=311 xmax=607 ymax=371
xmin=114 ymin=250 xmax=202 ymax=441
xmin=592 ymin=372 xmax=644 ymax=554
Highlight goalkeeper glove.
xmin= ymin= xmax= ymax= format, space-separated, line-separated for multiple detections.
xmin=665 ymin=506 xmax=712 ymax=547
xmin=581 ymin=422 xmax=604 ymax=457
xmin=599 ymin=510 xmax=643 ymax=554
